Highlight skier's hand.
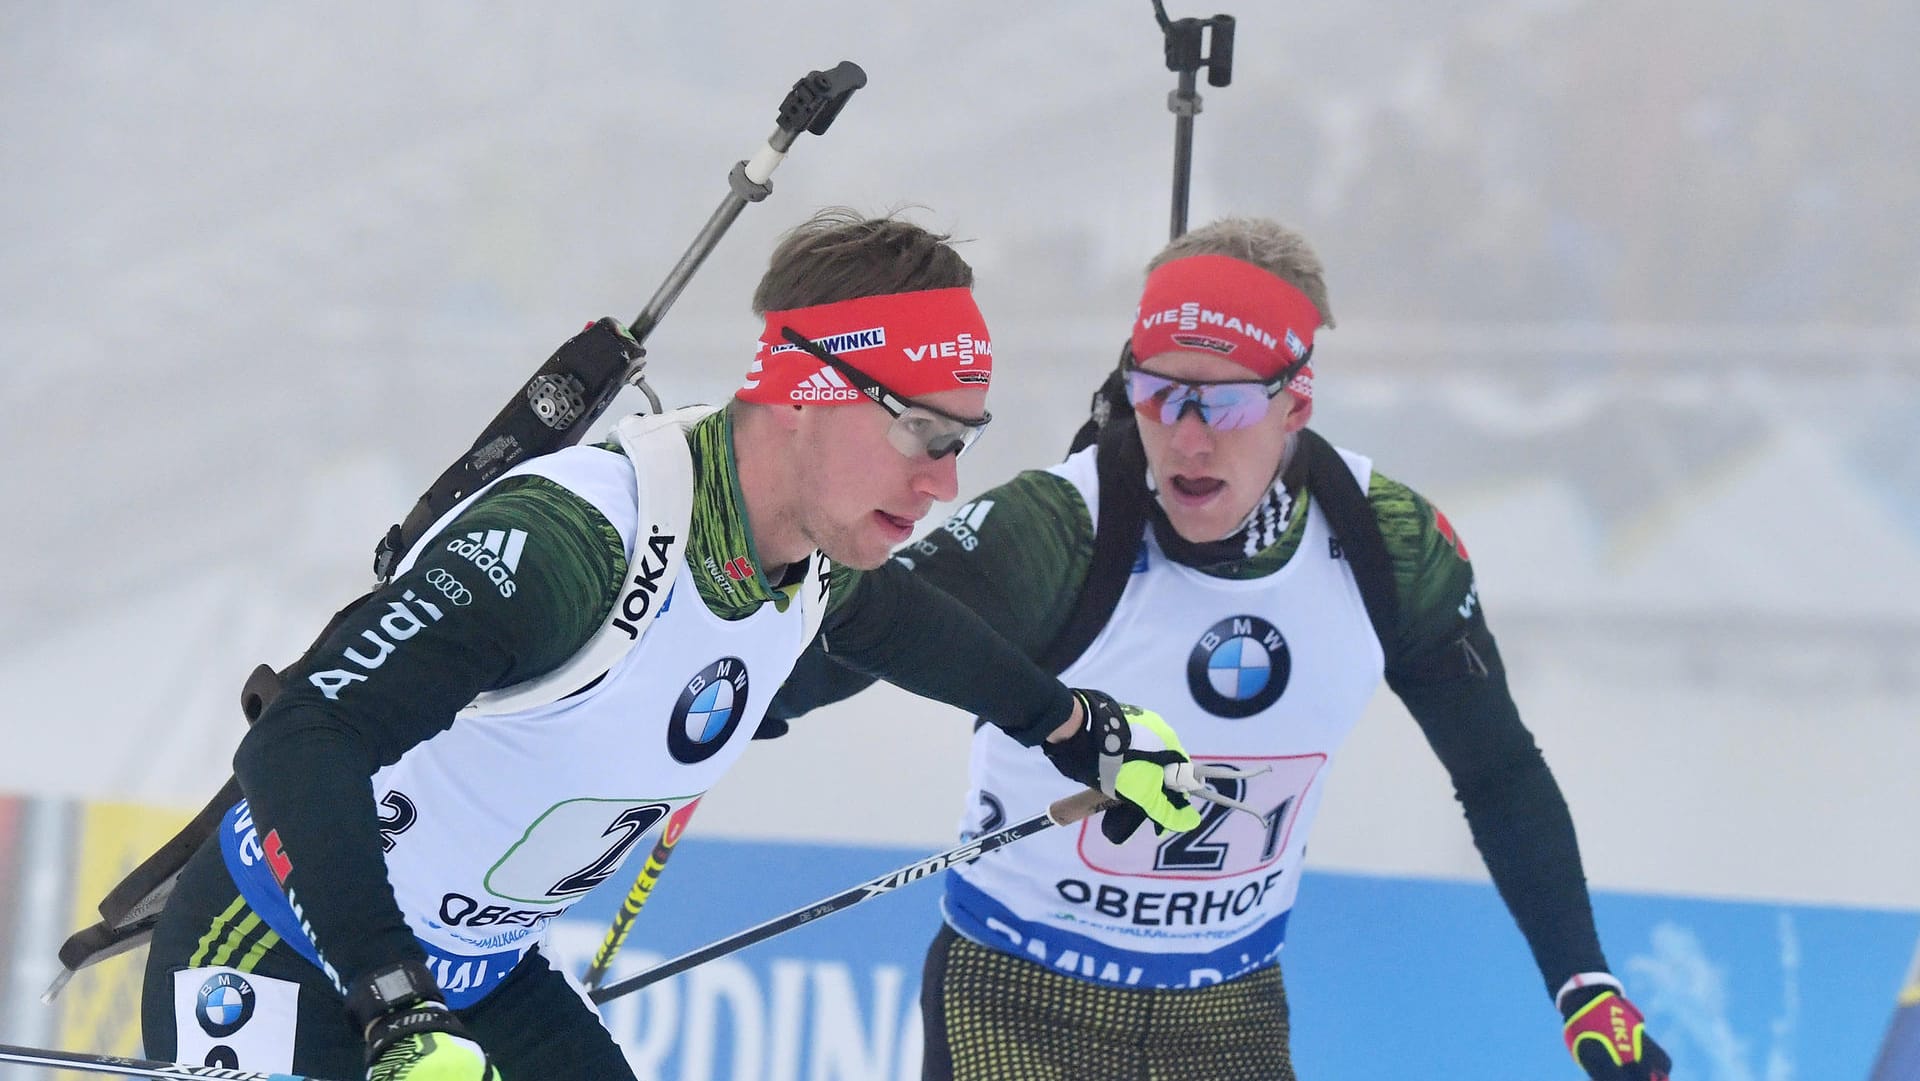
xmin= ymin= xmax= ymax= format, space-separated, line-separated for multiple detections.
xmin=1042 ymin=690 xmax=1203 ymax=843
xmin=351 ymin=961 xmax=500 ymax=1081
xmin=1561 ymin=985 xmax=1671 ymax=1080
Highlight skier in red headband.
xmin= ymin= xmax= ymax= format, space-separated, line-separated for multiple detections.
xmin=773 ymin=216 xmax=1672 ymax=1081
xmin=135 ymin=211 xmax=1217 ymax=1081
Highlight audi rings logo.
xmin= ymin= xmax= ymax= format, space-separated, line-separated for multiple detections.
xmin=425 ymin=568 xmax=474 ymax=606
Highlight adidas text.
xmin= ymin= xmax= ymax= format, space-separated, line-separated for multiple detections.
xmin=447 ymin=528 xmax=527 ymax=597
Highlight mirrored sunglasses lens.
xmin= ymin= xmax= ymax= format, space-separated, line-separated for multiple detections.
xmin=1130 ymin=372 xmax=1271 ymax=429
xmin=1126 ymin=372 xmax=1180 ymax=419
xmin=1195 ymin=385 xmax=1271 ymax=430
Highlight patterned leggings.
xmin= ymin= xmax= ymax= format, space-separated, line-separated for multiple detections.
xmin=920 ymin=924 xmax=1297 ymax=1081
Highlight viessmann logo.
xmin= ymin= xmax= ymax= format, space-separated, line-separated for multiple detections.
xmin=447 ymin=528 xmax=527 ymax=597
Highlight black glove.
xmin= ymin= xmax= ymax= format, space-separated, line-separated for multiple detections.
xmin=1042 ymin=689 xmax=1202 ymax=844
xmin=1561 ymin=983 xmax=1672 ymax=1081
xmin=349 ymin=960 xmax=500 ymax=1081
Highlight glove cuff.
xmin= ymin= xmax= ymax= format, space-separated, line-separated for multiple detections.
xmin=1554 ymin=970 xmax=1624 ymax=1014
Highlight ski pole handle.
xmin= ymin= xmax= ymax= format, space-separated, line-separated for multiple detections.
xmin=1050 ymin=786 xmax=1118 ymax=825
xmin=628 ymin=61 xmax=867 ymax=345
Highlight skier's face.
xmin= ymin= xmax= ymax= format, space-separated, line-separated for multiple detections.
xmin=795 ymin=385 xmax=987 ymax=569
xmin=1132 ymin=350 xmax=1308 ymax=544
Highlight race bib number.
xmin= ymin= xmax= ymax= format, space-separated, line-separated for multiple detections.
xmin=483 ymin=798 xmax=674 ymax=903
xmin=1077 ymin=754 xmax=1325 ymax=879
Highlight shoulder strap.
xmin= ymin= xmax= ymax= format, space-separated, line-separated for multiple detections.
xmin=1296 ymin=427 xmax=1400 ymax=649
xmin=1039 ymin=422 xmax=1403 ymax=677
xmin=1037 ymin=415 xmax=1149 ymax=674
xmin=464 ymin=407 xmax=707 ymax=715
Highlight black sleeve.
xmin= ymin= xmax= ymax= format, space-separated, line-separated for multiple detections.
xmin=1388 ymin=622 xmax=1609 ymax=996
xmin=769 ymin=470 xmax=1093 ymax=726
xmin=1373 ymin=473 xmax=1609 ymax=996
xmin=811 ymin=559 xmax=1076 ymax=745
xmin=231 ymin=472 xmax=625 ymax=990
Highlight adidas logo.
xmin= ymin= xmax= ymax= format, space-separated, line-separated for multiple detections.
xmin=445 ymin=528 xmax=527 ymax=597
xmin=789 ymin=367 xmax=862 ymax=403
xmin=939 ymin=499 xmax=994 ymax=551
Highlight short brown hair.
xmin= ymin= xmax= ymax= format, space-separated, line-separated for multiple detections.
xmin=752 ymin=208 xmax=974 ymax=314
xmin=1147 ymin=217 xmax=1335 ymax=329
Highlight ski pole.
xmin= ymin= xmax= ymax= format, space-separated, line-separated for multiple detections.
xmin=581 ymin=797 xmax=702 ymax=990
xmin=1151 ymin=1 xmax=1235 ymax=240
xmin=0 ymin=1041 xmax=348 ymax=1081
xmin=372 ymin=59 xmax=868 ymax=581
xmin=589 ymin=788 xmax=1114 ymax=1004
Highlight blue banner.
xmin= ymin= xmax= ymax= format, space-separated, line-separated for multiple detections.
xmin=554 ymin=837 xmax=1920 ymax=1080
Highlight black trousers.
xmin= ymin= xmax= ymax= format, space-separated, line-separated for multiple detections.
xmin=141 ymin=840 xmax=635 ymax=1080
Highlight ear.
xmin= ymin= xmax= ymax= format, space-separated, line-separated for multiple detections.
xmin=1282 ymin=394 xmax=1312 ymax=433
xmin=768 ymin=401 xmax=806 ymax=433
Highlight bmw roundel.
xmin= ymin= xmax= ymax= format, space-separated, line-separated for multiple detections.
xmin=668 ymin=658 xmax=751 ymax=763
xmin=1186 ymin=616 xmax=1290 ymax=718
xmin=195 ymin=971 xmax=256 ymax=1037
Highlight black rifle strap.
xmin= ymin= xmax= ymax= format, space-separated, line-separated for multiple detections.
xmin=1295 ymin=428 xmax=1400 ymax=649
xmin=1038 ymin=425 xmax=1401 ymax=676
xmin=1037 ymin=415 xmax=1150 ymax=674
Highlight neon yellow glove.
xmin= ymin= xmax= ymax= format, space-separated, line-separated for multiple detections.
xmin=1043 ymin=690 xmax=1205 ymax=842
xmin=350 ymin=961 xmax=500 ymax=1081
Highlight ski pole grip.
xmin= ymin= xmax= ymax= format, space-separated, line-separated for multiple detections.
xmin=777 ymin=61 xmax=867 ymax=138
xmin=1048 ymin=788 xmax=1119 ymax=826
xmin=1205 ymin=15 xmax=1235 ymax=87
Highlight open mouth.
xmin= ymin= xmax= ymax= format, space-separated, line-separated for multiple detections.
xmin=1167 ymin=475 xmax=1226 ymax=502
xmin=875 ymin=509 xmax=916 ymax=539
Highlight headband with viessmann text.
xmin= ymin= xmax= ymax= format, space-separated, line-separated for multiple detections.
xmin=737 ymin=287 xmax=992 ymax=404
xmin=1131 ymin=254 xmax=1320 ymax=400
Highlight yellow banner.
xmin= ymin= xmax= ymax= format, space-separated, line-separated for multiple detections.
xmin=54 ymin=800 xmax=190 ymax=1078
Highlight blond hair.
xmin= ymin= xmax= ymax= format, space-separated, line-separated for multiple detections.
xmin=1147 ymin=217 xmax=1335 ymax=329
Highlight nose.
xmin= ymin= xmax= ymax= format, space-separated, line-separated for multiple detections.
xmin=1167 ymin=408 xmax=1215 ymax=459
xmin=913 ymin=450 xmax=961 ymax=503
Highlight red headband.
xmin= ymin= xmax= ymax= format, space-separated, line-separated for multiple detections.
xmin=1131 ymin=254 xmax=1320 ymax=400
xmin=738 ymin=287 xmax=992 ymax=404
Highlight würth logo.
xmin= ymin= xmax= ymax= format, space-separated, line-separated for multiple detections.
xmin=447 ymin=528 xmax=528 ymax=598
xmin=790 ymin=367 xmax=862 ymax=403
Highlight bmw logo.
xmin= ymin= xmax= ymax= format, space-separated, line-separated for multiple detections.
xmin=195 ymin=971 xmax=255 ymax=1037
xmin=1186 ymin=616 xmax=1290 ymax=718
xmin=667 ymin=658 xmax=750 ymax=763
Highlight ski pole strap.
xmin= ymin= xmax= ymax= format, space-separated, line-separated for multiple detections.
xmin=0 ymin=1041 xmax=349 ymax=1081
